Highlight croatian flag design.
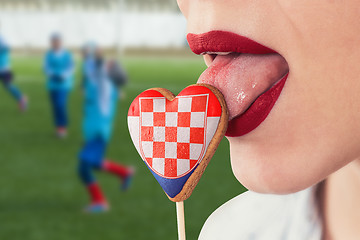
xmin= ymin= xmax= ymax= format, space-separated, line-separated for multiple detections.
xmin=128 ymin=85 xmax=222 ymax=198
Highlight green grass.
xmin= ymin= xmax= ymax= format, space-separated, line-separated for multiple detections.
xmin=0 ymin=55 xmax=246 ymax=240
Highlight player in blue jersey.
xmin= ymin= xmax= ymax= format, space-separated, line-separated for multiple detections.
xmin=43 ymin=33 xmax=74 ymax=138
xmin=78 ymin=43 xmax=134 ymax=213
xmin=0 ymin=26 xmax=28 ymax=112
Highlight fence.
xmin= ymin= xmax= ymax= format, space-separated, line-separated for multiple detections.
xmin=0 ymin=8 xmax=187 ymax=50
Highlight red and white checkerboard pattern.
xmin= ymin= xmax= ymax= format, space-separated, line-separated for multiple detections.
xmin=139 ymin=94 xmax=208 ymax=178
xmin=128 ymin=91 xmax=221 ymax=180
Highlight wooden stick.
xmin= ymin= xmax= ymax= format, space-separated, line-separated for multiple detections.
xmin=176 ymin=201 xmax=186 ymax=240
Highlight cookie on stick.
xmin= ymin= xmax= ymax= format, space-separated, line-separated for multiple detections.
xmin=128 ymin=84 xmax=228 ymax=239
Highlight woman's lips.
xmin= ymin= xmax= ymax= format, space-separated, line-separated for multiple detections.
xmin=187 ymin=31 xmax=276 ymax=55
xmin=187 ymin=31 xmax=289 ymax=137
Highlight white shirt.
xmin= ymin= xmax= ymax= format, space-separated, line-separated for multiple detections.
xmin=199 ymin=186 xmax=323 ymax=240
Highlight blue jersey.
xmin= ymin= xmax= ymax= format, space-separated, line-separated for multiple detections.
xmin=0 ymin=35 xmax=10 ymax=72
xmin=82 ymin=57 xmax=118 ymax=142
xmin=44 ymin=49 xmax=74 ymax=90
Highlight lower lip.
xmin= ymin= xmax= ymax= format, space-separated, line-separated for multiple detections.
xmin=225 ymin=74 xmax=288 ymax=137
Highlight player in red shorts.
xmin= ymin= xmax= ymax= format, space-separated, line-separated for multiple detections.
xmin=78 ymin=44 xmax=134 ymax=213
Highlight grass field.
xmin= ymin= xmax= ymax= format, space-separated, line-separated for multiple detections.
xmin=0 ymin=55 xmax=246 ymax=240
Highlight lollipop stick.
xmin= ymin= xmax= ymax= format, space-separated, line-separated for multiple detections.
xmin=176 ymin=201 xmax=186 ymax=240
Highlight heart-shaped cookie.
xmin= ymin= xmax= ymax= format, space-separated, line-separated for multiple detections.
xmin=128 ymin=84 xmax=228 ymax=202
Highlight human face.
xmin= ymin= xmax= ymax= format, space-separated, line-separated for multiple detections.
xmin=177 ymin=0 xmax=360 ymax=193
xmin=51 ymin=38 xmax=61 ymax=51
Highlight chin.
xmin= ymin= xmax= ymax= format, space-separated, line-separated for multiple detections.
xmin=227 ymin=137 xmax=333 ymax=195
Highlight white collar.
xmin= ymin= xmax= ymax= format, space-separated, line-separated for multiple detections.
xmin=199 ymin=185 xmax=323 ymax=240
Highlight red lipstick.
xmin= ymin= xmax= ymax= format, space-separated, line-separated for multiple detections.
xmin=187 ymin=30 xmax=276 ymax=55
xmin=188 ymin=31 xmax=289 ymax=137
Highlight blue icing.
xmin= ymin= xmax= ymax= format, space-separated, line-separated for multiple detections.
xmin=147 ymin=165 xmax=198 ymax=198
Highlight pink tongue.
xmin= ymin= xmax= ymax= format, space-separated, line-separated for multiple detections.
xmin=198 ymin=53 xmax=289 ymax=120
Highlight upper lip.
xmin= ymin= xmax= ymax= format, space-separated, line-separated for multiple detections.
xmin=187 ymin=30 xmax=276 ymax=55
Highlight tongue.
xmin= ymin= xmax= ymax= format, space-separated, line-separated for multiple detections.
xmin=198 ymin=53 xmax=289 ymax=120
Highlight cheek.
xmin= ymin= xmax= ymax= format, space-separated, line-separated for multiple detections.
xmin=234 ymin=2 xmax=360 ymax=194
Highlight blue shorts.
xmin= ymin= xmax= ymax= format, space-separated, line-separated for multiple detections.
xmin=0 ymin=70 xmax=13 ymax=84
xmin=78 ymin=138 xmax=107 ymax=168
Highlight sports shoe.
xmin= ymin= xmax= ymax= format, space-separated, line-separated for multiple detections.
xmin=121 ymin=166 xmax=135 ymax=191
xmin=56 ymin=127 xmax=68 ymax=139
xmin=19 ymin=95 xmax=28 ymax=112
xmin=83 ymin=202 xmax=109 ymax=213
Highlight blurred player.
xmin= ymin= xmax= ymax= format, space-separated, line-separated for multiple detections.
xmin=0 ymin=23 xmax=28 ymax=111
xmin=78 ymin=43 xmax=134 ymax=213
xmin=43 ymin=33 xmax=74 ymax=138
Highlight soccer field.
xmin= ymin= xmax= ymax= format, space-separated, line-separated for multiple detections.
xmin=0 ymin=55 xmax=246 ymax=240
